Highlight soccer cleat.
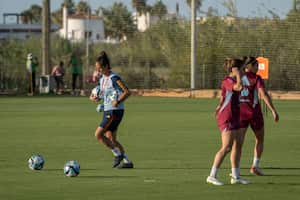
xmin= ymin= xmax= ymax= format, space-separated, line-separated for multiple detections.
xmin=118 ymin=162 xmax=134 ymax=169
xmin=206 ymin=176 xmax=224 ymax=186
xmin=112 ymin=155 xmax=124 ymax=168
xmin=230 ymin=177 xmax=250 ymax=185
xmin=250 ymin=166 xmax=264 ymax=176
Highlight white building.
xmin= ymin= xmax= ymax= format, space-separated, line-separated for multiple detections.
xmin=60 ymin=7 xmax=105 ymax=43
xmin=133 ymin=12 xmax=177 ymax=32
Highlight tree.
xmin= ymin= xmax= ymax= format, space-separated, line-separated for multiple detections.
xmin=186 ymin=0 xmax=203 ymax=14
xmin=150 ymin=0 xmax=167 ymax=19
xmin=63 ymin=0 xmax=75 ymax=14
xmin=76 ymin=1 xmax=91 ymax=14
xmin=100 ymin=3 xmax=136 ymax=40
xmin=51 ymin=0 xmax=76 ymax=26
xmin=21 ymin=4 xmax=42 ymax=24
xmin=222 ymin=0 xmax=237 ymax=17
xmin=132 ymin=0 xmax=148 ymax=14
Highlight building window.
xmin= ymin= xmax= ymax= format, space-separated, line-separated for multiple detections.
xmin=84 ymin=31 xmax=92 ymax=39
xmin=96 ymin=33 xmax=100 ymax=40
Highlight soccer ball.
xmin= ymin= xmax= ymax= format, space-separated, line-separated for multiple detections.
xmin=91 ymin=86 xmax=101 ymax=98
xmin=28 ymin=154 xmax=45 ymax=170
xmin=64 ymin=160 xmax=80 ymax=177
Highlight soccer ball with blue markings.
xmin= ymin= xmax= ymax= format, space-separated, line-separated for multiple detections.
xmin=91 ymin=86 xmax=101 ymax=98
xmin=28 ymin=154 xmax=45 ymax=170
xmin=64 ymin=160 xmax=80 ymax=177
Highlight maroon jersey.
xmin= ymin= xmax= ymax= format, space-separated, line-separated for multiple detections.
xmin=240 ymin=72 xmax=265 ymax=130
xmin=217 ymin=76 xmax=240 ymax=132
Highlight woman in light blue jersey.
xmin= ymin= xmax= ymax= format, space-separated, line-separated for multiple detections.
xmin=90 ymin=51 xmax=133 ymax=168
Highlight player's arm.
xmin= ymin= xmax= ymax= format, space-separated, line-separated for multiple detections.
xmin=111 ymin=77 xmax=131 ymax=107
xmin=258 ymin=88 xmax=279 ymax=122
xmin=116 ymin=79 xmax=131 ymax=104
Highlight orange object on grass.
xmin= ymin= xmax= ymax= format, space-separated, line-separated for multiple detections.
xmin=256 ymin=57 xmax=269 ymax=80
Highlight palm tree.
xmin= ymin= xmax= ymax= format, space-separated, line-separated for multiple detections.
xmin=222 ymin=0 xmax=237 ymax=17
xmin=151 ymin=0 xmax=167 ymax=19
xmin=63 ymin=0 xmax=75 ymax=14
xmin=76 ymin=1 xmax=91 ymax=14
xmin=21 ymin=4 xmax=42 ymax=24
xmin=132 ymin=0 xmax=147 ymax=15
xmin=186 ymin=0 xmax=203 ymax=14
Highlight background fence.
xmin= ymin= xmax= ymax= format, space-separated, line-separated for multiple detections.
xmin=1 ymin=0 xmax=300 ymax=94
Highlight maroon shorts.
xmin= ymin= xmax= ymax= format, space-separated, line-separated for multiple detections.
xmin=240 ymin=111 xmax=264 ymax=131
xmin=217 ymin=115 xmax=240 ymax=133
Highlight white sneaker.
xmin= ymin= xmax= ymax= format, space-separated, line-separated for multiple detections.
xmin=230 ymin=177 xmax=251 ymax=185
xmin=206 ymin=176 xmax=224 ymax=186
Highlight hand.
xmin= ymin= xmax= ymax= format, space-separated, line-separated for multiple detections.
xmin=111 ymin=100 xmax=118 ymax=107
xmin=215 ymin=106 xmax=220 ymax=117
xmin=272 ymin=110 xmax=279 ymax=122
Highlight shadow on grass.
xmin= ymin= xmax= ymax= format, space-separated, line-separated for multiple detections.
xmin=78 ymin=175 xmax=137 ymax=179
xmin=262 ymin=167 xmax=300 ymax=170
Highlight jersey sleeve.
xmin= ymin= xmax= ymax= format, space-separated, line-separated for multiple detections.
xmin=222 ymin=78 xmax=234 ymax=92
xmin=256 ymin=75 xmax=265 ymax=89
xmin=111 ymin=75 xmax=129 ymax=93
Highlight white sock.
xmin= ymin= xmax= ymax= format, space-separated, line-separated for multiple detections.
xmin=122 ymin=153 xmax=131 ymax=164
xmin=252 ymin=157 xmax=260 ymax=167
xmin=231 ymin=168 xmax=240 ymax=179
xmin=209 ymin=166 xmax=219 ymax=178
xmin=111 ymin=147 xmax=121 ymax=156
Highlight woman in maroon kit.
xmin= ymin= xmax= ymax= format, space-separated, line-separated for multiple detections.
xmin=239 ymin=56 xmax=279 ymax=176
xmin=206 ymin=58 xmax=249 ymax=186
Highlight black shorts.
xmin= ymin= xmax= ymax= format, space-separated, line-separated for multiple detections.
xmin=100 ymin=110 xmax=124 ymax=132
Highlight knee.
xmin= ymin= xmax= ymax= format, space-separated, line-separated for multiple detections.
xmin=95 ymin=130 xmax=104 ymax=140
xmin=223 ymin=146 xmax=232 ymax=154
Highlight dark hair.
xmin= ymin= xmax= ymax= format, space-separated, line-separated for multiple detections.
xmin=59 ymin=61 xmax=64 ymax=66
xmin=242 ymin=56 xmax=258 ymax=69
xmin=223 ymin=58 xmax=243 ymax=73
xmin=96 ymin=51 xmax=110 ymax=69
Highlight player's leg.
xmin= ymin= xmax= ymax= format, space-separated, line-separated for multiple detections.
xmin=250 ymin=127 xmax=265 ymax=175
xmin=207 ymin=129 xmax=235 ymax=186
xmin=94 ymin=127 xmax=114 ymax=149
xmin=108 ymin=110 xmax=133 ymax=168
xmin=250 ymin=115 xmax=265 ymax=175
xmin=32 ymin=72 xmax=36 ymax=94
xmin=71 ymin=74 xmax=76 ymax=95
xmin=111 ymin=130 xmax=134 ymax=168
xmin=231 ymin=127 xmax=248 ymax=175
xmin=230 ymin=129 xmax=250 ymax=184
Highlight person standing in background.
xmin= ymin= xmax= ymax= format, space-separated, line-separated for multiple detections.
xmin=26 ymin=53 xmax=38 ymax=96
xmin=51 ymin=61 xmax=65 ymax=95
xmin=69 ymin=50 xmax=84 ymax=96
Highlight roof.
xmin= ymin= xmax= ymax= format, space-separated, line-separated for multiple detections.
xmin=68 ymin=14 xmax=102 ymax=20
xmin=0 ymin=24 xmax=60 ymax=32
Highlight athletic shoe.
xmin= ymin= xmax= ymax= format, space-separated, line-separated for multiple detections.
xmin=118 ymin=162 xmax=134 ymax=169
xmin=112 ymin=155 xmax=124 ymax=168
xmin=250 ymin=166 xmax=264 ymax=176
xmin=206 ymin=176 xmax=224 ymax=186
xmin=230 ymin=177 xmax=250 ymax=185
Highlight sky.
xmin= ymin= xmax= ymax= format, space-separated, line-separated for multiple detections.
xmin=0 ymin=0 xmax=294 ymax=23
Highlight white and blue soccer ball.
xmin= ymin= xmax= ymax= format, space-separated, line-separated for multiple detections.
xmin=64 ymin=160 xmax=80 ymax=177
xmin=28 ymin=154 xmax=45 ymax=170
xmin=91 ymin=86 xmax=101 ymax=98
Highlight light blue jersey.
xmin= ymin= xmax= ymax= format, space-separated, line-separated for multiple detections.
xmin=98 ymin=73 xmax=125 ymax=111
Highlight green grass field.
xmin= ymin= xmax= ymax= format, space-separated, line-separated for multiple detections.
xmin=0 ymin=96 xmax=299 ymax=200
